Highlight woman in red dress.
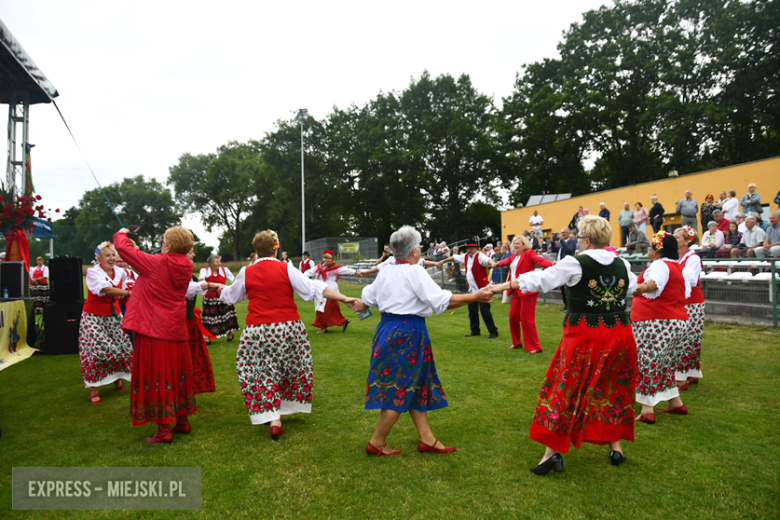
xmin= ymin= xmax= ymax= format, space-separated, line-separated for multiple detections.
xmin=114 ymin=226 xmax=196 ymax=444
xmin=494 ymin=236 xmax=553 ymax=352
xmin=501 ymin=216 xmax=638 ymax=474
xmin=302 ymin=250 xmax=356 ymax=334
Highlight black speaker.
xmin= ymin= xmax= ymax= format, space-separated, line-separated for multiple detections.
xmin=43 ymin=301 xmax=83 ymax=355
xmin=0 ymin=261 xmax=29 ymax=298
xmin=49 ymin=256 xmax=84 ymax=304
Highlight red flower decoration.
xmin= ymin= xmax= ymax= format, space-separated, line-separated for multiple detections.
xmin=35 ymin=195 xmax=42 ymax=200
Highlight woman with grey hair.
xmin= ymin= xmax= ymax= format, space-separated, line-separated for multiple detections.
xmin=700 ymin=221 xmax=724 ymax=258
xmin=199 ymin=254 xmax=239 ymax=341
xmin=349 ymin=226 xmax=494 ymax=456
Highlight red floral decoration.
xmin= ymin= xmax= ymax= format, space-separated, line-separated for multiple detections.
xmin=0 ymin=194 xmax=51 ymax=233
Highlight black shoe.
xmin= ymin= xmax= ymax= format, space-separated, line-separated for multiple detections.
xmin=343 ymin=319 xmax=350 ymax=332
xmin=226 ymin=334 xmax=234 ymax=342
xmin=530 ymin=453 xmax=564 ymax=476
xmin=488 ymin=333 xmax=499 ymax=339
xmin=464 ymin=333 xmax=481 ymax=337
xmin=559 ymin=306 xmax=567 ymax=313
xmin=610 ymin=450 xmax=626 ymax=467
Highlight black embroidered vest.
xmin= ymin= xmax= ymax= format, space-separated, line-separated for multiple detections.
xmin=564 ymin=254 xmax=630 ymax=327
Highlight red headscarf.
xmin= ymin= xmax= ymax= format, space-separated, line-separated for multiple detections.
xmin=316 ymin=250 xmax=341 ymax=281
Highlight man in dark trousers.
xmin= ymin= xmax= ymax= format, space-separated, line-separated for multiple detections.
xmin=556 ymin=227 xmax=577 ymax=310
xmin=441 ymin=243 xmax=499 ymax=339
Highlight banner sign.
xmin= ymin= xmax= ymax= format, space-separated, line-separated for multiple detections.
xmin=338 ymin=242 xmax=360 ymax=254
xmin=0 ymin=299 xmax=35 ymax=371
xmin=32 ymin=218 xmax=53 ymax=239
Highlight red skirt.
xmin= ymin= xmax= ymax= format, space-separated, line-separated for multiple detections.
xmin=187 ymin=319 xmax=216 ymax=394
xmin=530 ymin=320 xmax=637 ymax=453
xmin=130 ymin=333 xmax=196 ymax=426
xmin=311 ymin=299 xmax=346 ymax=329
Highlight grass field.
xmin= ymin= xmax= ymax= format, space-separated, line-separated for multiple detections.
xmin=1 ymin=282 xmax=779 ymax=519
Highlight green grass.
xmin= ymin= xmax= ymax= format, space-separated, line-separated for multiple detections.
xmin=1 ymin=282 xmax=779 ymax=519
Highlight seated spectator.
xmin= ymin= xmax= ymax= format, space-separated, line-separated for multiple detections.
xmin=756 ymin=213 xmax=770 ymax=232
xmin=730 ymin=216 xmax=766 ymax=258
xmin=753 ymin=211 xmax=780 ymax=259
xmin=700 ymin=221 xmax=725 ymax=258
xmin=736 ymin=213 xmax=747 ymax=233
xmin=427 ymin=243 xmax=435 ymax=259
xmin=434 ymin=242 xmax=450 ymax=262
xmin=713 ymin=210 xmax=729 ymax=233
xmin=716 ymin=221 xmax=742 ymax=258
xmin=625 ymin=223 xmax=649 ymax=253
xmin=740 ymin=184 xmax=761 ymax=215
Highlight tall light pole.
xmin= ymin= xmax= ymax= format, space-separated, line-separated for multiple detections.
xmin=296 ymin=108 xmax=308 ymax=255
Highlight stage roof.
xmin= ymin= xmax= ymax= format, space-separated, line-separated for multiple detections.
xmin=0 ymin=18 xmax=58 ymax=105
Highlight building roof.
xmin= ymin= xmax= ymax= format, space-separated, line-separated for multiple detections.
xmin=0 ymin=18 xmax=58 ymax=104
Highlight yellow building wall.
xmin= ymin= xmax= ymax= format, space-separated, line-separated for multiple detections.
xmin=501 ymin=156 xmax=780 ymax=246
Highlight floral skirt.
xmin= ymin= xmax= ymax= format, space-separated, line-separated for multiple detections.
xmin=30 ymin=284 xmax=50 ymax=311
xmin=130 ymin=333 xmax=196 ymax=426
xmin=78 ymin=312 xmax=133 ymax=388
xmin=237 ymin=321 xmax=313 ymax=425
xmin=633 ymin=318 xmax=687 ymax=406
xmin=187 ymin=318 xmax=215 ymax=393
xmin=676 ymin=303 xmax=705 ymax=381
xmin=202 ymin=296 xmax=239 ymax=338
xmin=312 ymin=299 xmax=346 ymax=329
xmin=530 ymin=321 xmax=637 ymax=453
xmin=365 ymin=314 xmax=448 ymax=413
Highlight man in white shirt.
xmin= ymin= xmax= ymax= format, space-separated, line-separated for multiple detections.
xmin=730 ymin=216 xmax=766 ymax=258
xmin=483 ymin=243 xmax=495 ymax=260
xmin=529 ymin=211 xmax=544 ymax=239
xmin=299 ymin=251 xmax=314 ymax=273
xmin=441 ymin=243 xmax=499 ymax=339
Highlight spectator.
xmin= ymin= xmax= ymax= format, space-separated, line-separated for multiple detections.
xmin=713 ymin=191 xmax=728 ymax=210
xmin=676 ymin=190 xmax=699 ymax=231
xmin=582 ymin=208 xmax=590 ymax=216
xmin=740 ymin=184 xmax=761 ymax=215
xmin=618 ymin=202 xmax=634 ymax=246
xmin=721 ymin=189 xmax=740 ymax=220
xmin=775 ymin=189 xmax=780 ymax=210
xmin=730 ymin=216 xmax=766 ymax=258
xmin=598 ymin=202 xmax=610 ymax=221
xmin=736 ymin=213 xmax=747 ymax=233
xmin=492 ymin=246 xmax=510 ymax=283
xmin=713 ymin=210 xmax=729 ymax=234
xmin=649 ymin=195 xmax=665 ymax=233
xmin=427 ymin=243 xmax=435 ymax=259
xmin=522 ymin=230 xmax=540 ymax=251
xmin=717 ymin=221 xmax=742 ymax=258
xmin=437 ymin=242 xmax=450 ymax=261
xmin=376 ymin=244 xmax=393 ymax=264
xmin=445 ymin=246 xmax=461 ymax=281
xmin=555 ymin=227 xmax=577 ymax=310
xmin=529 ymin=210 xmax=544 ymax=239
xmin=700 ymin=221 xmax=725 ymax=258
xmin=756 ymin=213 xmax=770 ymax=232
xmin=568 ymin=206 xmax=583 ymax=230
xmin=753 ymin=211 xmax=780 ymax=259
xmin=625 ymin=223 xmax=649 ymax=253
xmin=633 ymin=202 xmax=648 ymax=234
xmin=484 ymin=243 xmax=495 ymax=260
xmin=700 ymin=194 xmax=716 ymax=232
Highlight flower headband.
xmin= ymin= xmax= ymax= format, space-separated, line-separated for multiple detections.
xmin=651 ymin=231 xmax=669 ymax=251
xmin=267 ymin=229 xmax=280 ymax=250
xmin=681 ymin=226 xmax=696 ymax=239
xmin=95 ymin=241 xmax=113 ymax=258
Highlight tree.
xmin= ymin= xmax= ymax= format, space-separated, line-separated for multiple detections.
xmin=169 ymin=142 xmax=260 ymax=261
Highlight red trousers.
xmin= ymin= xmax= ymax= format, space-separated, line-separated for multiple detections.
xmin=509 ymin=291 xmax=542 ymax=351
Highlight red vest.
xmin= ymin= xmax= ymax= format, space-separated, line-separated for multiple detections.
xmin=83 ymin=268 xmax=123 ymax=316
xmin=245 ymin=261 xmax=301 ymax=325
xmin=467 ymin=253 xmax=489 ymax=289
xmin=32 ymin=267 xmax=47 ymax=284
xmin=204 ymin=267 xmax=226 ymax=298
xmin=300 ymin=259 xmax=313 ymax=272
xmin=679 ymin=251 xmax=705 ymax=304
xmin=631 ymin=260 xmax=689 ymax=322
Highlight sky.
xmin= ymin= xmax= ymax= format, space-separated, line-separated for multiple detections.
xmin=1 ymin=0 xmax=609 ymax=249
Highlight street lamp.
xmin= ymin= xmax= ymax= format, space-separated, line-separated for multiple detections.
xmin=296 ymin=108 xmax=309 ymax=255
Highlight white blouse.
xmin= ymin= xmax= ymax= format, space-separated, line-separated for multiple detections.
xmin=301 ymin=264 xmax=356 ymax=291
xmin=220 ymin=257 xmax=326 ymax=305
xmin=377 ymin=257 xmax=425 ymax=270
xmin=86 ymin=264 xmax=126 ymax=297
xmin=186 ymin=280 xmax=206 ymax=299
xmin=361 ymin=262 xmax=452 ymax=318
xmin=517 ymin=249 xmax=638 ymax=295
xmin=640 ymin=258 xmax=690 ymax=299
xmin=199 ymin=266 xmax=235 ymax=283
xmin=29 ymin=265 xmax=49 ymax=278
xmin=453 ymin=252 xmax=491 ymax=293
xmin=679 ymin=250 xmax=702 ymax=292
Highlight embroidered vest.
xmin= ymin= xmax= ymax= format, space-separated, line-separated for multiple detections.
xmin=564 ymin=254 xmax=630 ymax=327
xmin=300 ymin=259 xmax=313 ymax=272
xmin=205 ymin=267 xmax=226 ymax=298
xmin=83 ymin=268 xmax=123 ymax=316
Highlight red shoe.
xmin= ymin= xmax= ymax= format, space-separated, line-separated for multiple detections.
xmin=173 ymin=416 xmax=191 ymax=434
xmin=507 ymin=344 xmax=522 ymax=350
xmin=661 ymin=404 xmax=688 ymax=415
xmin=677 ymin=381 xmax=690 ymax=391
xmin=527 ymin=349 xmax=543 ymax=354
xmin=417 ymin=439 xmax=456 ymax=454
xmin=688 ymin=377 xmax=699 ymax=385
xmin=89 ymin=393 xmax=101 ymax=404
xmin=635 ymin=413 xmax=656 ymax=424
xmin=114 ymin=380 xmax=125 ymax=391
xmin=270 ymin=425 xmax=285 ymax=441
xmin=146 ymin=425 xmax=174 ymax=444
xmin=366 ymin=442 xmax=402 ymax=456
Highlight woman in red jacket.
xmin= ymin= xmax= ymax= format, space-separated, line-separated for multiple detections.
xmin=114 ymin=226 xmax=196 ymax=444
xmin=495 ymin=236 xmax=554 ymax=352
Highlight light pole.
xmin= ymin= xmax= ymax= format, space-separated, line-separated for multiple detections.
xmin=296 ymin=108 xmax=308 ymax=255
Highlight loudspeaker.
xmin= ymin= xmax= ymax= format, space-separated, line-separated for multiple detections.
xmin=49 ymin=256 xmax=84 ymax=304
xmin=43 ymin=301 xmax=83 ymax=355
xmin=0 ymin=261 xmax=29 ymax=298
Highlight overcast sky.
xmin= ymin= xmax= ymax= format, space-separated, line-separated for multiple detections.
xmin=1 ymin=0 xmax=608 ymax=249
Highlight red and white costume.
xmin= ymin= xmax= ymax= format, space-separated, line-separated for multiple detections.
xmin=302 ymin=262 xmax=356 ymax=329
xmin=453 ymin=251 xmax=498 ymax=336
xmin=29 ymin=264 xmax=50 ymax=310
xmin=198 ymin=266 xmax=239 ymax=338
xmin=676 ymin=250 xmax=705 ymax=381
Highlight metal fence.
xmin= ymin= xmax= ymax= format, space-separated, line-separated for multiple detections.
xmin=339 ymin=255 xmax=780 ymax=327
xmin=304 ymin=237 xmax=379 ymax=263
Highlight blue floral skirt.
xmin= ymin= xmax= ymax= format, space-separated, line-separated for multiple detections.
xmin=365 ymin=314 xmax=448 ymax=413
